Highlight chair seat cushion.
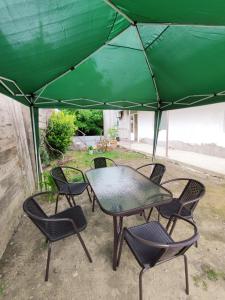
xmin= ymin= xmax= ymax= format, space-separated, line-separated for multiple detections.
xmin=58 ymin=182 xmax=88 ymax=195
xmin=125 ymin=221 xmax=173 ymax=267
xmin=48 ymin=205 xmax=87 ymax=241
xmin=157 ymin=198 xmax=191 ymax=219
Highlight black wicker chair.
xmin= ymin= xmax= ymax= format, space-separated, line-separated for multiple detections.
xmin=51 ymin=166 xmax=92 ymax=213
xmin=90 ymin=157 xmax=117 ymax=169
xmin=23 ymin=192 xmax=92 ymax=281
xmin=137 ymin=163 xmax=166 ymax=221
xmin=136 ymin=163 xmax=166 ymax=185
xmin=147 ymin=178 xmax=205 ymax=233
xmin=90 ymin=157 xmax=117 ymax=212
xmin=117 ymin=215 xmax=199 ymax=300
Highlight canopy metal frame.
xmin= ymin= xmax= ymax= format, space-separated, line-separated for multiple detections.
xmin=2 ymin=0 xmax=225 ymax=182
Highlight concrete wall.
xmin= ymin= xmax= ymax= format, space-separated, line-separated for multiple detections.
xmin=0 ymin=94 xmax=35 ymax=258
xmin=39 ymin=109 xmax=53 ymax=129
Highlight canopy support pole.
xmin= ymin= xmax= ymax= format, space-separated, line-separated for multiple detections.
xmin=104 ymin=1 xmax=134 ymax=25
xmin=30 ymin=105 xmax=40 ymax=187
xmin=135 ymin=25 xmax=161 ymax=102
xmin=152 ymin=110 xmax=162 ymax=161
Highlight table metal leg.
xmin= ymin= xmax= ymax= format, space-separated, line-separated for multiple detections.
xmin=112 ymin=216 xmax=123 ymax=271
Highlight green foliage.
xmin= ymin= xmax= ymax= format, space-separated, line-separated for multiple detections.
xmin=40 ymin=144 xmax=50 ymax=166
xmin=40 ymin=171 xmax=57 ymax=193
xmin=0 ymin=283 xmax=4 ymax=296
xmin=108 ymin=127 xmax=118 ymax=139
xmin=64 ymin=109 xmax=103 ymax=136
xmin=192 ymin=264 xmax=225 ymax=291
xmin=46 ymin=111 xmax=76 ymax=157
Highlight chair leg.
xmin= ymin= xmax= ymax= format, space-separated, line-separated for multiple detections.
xmin=169 ymin=218 xmax=177 ymax=235
xmin=147 ymin=208 xmax=153 ymax=222
xmin=157 ymin=212 xmax=160 ymax=222
xmin=55 ymin=194 xmax=60 ymax=214
xmin=86 ymin=186 xmax=92 ymax=203
xmin=183 ymin=254 xmax=189 ymax=295
xmin=71 ymin=196 xmax=76 ymax=206
xmin=117 ymin=229 xmax=125 ymax=267
xmin=192 ymin=218 xmax=198 ymax=248
xmin=45 ymin=242 xmax=52 ymax=282
xmin=139 ymin=268 xmax=146 ymax=300
xmin=92 ymin=195 xmax=96 ymax=212
xmin=76 ymin=232 xmax=92 ymax=263
xmin=65 ymin=195 xmax=73 ymax=207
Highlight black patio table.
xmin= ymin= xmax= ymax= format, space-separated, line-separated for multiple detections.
xmin=85 ymin=165 xmax=172 ymax=270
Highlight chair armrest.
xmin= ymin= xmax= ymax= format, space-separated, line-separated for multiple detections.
xmin=161 ymin=178 xmax=191 ymax=185
xmin=124 ymin=227 xmax=170 ymax=249
xmin=28 ymin=211 xmax=80 ymax=235
xmin=107 ymin=158 xmax=117 ymax=166
xmin=167 ymin=214 xmax=198 ymax=235
xmin=136 ymin=163 xmax=155 ymax=171
xmin=179 ymin=198 xmax=200 ymax=209
xmin=61 ymin=166 xmax=86 ymax=182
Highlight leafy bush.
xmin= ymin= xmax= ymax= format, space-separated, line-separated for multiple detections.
xmin=40 ymin=171 xmax=57 ymax=192
xmin=46 ymin=111 xmax=76 ymax=157
xmin=108 ymin=127 xmax=118 ymax=140
xmin=64 ymin=109 xmax=103 ymax=135
xmin=40 ymin=143 xmax=50 ymax=166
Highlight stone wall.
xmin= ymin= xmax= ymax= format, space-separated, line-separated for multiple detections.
xmin=0 ymin=94 xmax=35 ymax=258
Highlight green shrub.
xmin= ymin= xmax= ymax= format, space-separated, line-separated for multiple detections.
xmin=108 ymin=127 xmax=118 ymax=139
xmin=40 ymin=144 xmax=50 ymax=166
xmin=46 ymin=111 xmax=76 ymax=158
xmin=64 ymin=109 xmax=103 ymax=135
xmin=40 ymin=171 xmax=57 ymax=192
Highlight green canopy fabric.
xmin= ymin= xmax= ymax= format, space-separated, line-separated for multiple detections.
xmin=1 ymin=0 xmax=225 ymax=111
xmin=1 ymin=0 xmax=225 ymax=173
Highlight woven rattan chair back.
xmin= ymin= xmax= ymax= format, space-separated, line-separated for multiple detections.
xmin=150 ymin=164 xmax=166 ymax=184
xmin=91 ymin=157 xmax=117 ymax=169
xmin=51 ymin=167 xmax=68 ymax=190
xmin=179 ymin=179 xmax=205 ymax=211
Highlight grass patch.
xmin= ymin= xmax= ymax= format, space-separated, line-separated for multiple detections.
xmin=192 ymin=264 xmax=225 ymax=290
xmin=40 ymin=148 xmax=146 ymax=195
xmin=192 ymin=274 xmax=208 ymax=290
xmin=0 ymin=283 xmax=4 ymax=296
xmin=66 ymin=149 xmax=146 ymax=170
xmin=202 ymin=264 xmax=219 ymax=281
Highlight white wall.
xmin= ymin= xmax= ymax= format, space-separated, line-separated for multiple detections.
xmin=159 ymin=103 xmax=225 ymax=147
xmin=137 ymin=111 xmax=154 ymax=141
xmin=104 ymin=103 xmax=225 ymax=148
xmin=103 ymin=110 xmax=118 ymax=137
xmin=118 ymin=110 xmax=130 ymax=140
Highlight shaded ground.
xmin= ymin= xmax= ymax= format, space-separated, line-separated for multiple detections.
xmin=0 ymin=148 xmax=225 ymax=299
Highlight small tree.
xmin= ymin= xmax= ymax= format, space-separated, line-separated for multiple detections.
xmin=63 ymin=109 xmax=103 ymax=135
xmin=46 ymin=111 xmax=76 ymax=157
xmin=108 ymin=127 xmax=118 ymax=140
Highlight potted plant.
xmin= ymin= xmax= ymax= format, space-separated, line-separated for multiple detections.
xmin=88 ymin=145 xmax=94 ymax=155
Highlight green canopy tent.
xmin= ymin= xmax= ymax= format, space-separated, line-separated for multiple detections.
xmin=1 ymin=0 xmax=225 ymax=180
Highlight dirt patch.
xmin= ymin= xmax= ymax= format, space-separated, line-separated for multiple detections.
xmin=0 ymin=150 xmax=225 ymax=299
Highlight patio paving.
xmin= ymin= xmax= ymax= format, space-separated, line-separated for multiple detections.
xmin=119 ymin=141 xmax=225 ymax=175
xmin=0 ymin=154 xmax=225 ymax=299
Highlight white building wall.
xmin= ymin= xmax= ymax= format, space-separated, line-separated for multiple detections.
xmin=103 ymin=110 xmax=118 ymax=137
xmin=118 ymin=110 xmax=130 ymax=140
xmin=158 ymin=103 xmax=225 ymax=147
xmin=104 ymin=103 xmax=225 ymax=151
xmin=137 ymin=111 xmax=154 ymax=141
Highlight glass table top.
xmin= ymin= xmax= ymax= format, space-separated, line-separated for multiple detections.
xmin=86 ymin=166 xmax=172 ymax=216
